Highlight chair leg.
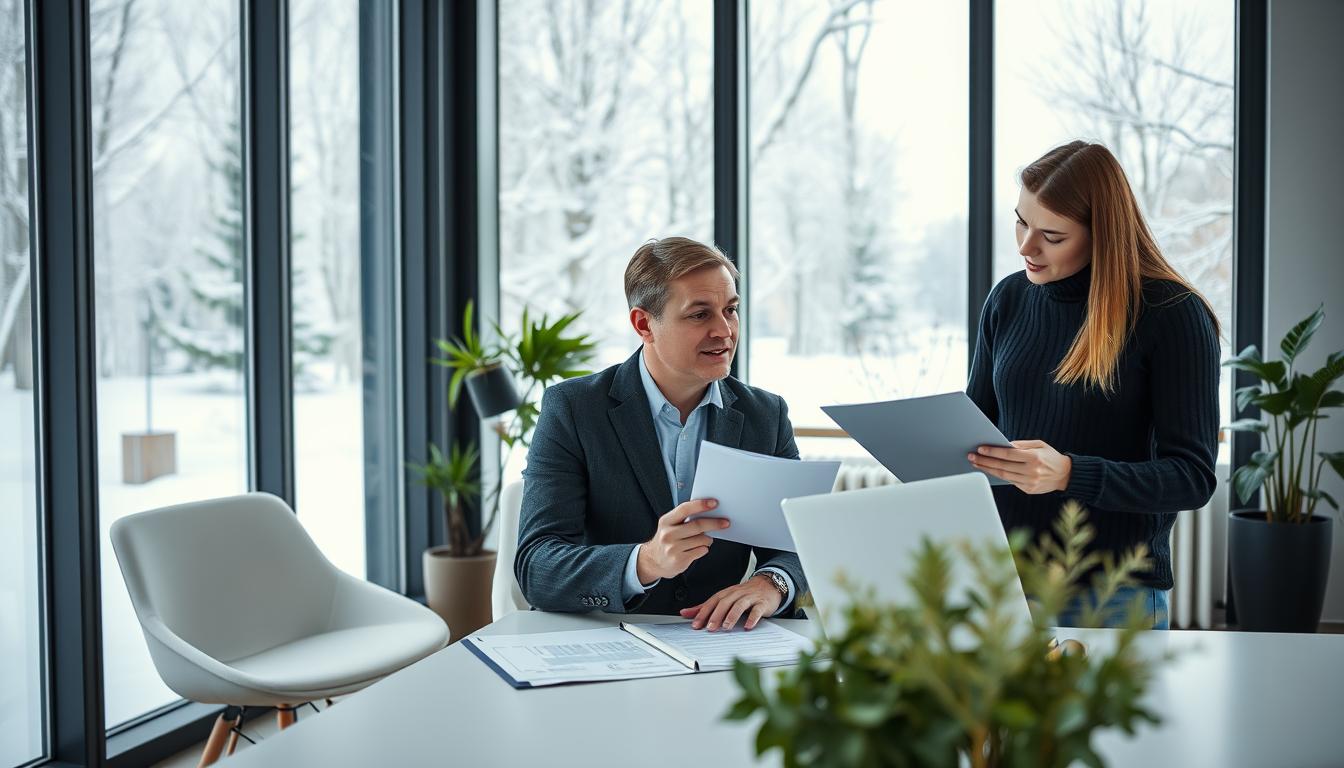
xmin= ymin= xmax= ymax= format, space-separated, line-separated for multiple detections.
xmin=277 ymin=703 xmax=296 ymax=731
xmin=198 ymin=710 xmax=238 ymax=768
xmin=225 ymin=724 xmax=241 ymax=757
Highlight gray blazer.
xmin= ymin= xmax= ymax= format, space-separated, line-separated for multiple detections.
xmin=515 ymin=349 xmax=809 ymax=615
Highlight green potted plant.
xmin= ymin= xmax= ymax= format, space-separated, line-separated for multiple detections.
xmin=1223 ymin=304 xmax=1344 ymax=632
xmin=727 ymin=503 xmax=1167 ymax=768
xmin=411 ymin=442 xmax=487 ymax=643
xmin=416 ymin=301 xmax=596 ymax=638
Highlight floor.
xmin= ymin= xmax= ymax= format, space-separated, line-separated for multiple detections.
xmin=153 ymin=701 xmax=337 ymax=768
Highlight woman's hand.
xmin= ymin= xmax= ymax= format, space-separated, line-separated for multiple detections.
xmin=968 ymin=439 xmax=1072 ymax=495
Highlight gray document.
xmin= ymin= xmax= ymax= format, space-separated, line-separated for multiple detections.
xmin=822 ymin=392 xmax=1013 ymax=485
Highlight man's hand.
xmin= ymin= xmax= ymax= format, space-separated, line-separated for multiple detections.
xmin=968 ymin=439 xmax=1072 ymax=494
xmin=636 ymin=499 xmax=729 ymax=584
xmin=679 ymin=574 xmax=782 ymax=632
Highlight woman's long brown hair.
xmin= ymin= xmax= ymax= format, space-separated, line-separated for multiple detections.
xmin=1021 ymin=141 xmax=1220 ymax=393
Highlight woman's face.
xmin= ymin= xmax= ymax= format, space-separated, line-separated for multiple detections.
xmin=1015 ymin=188 xmax=1092 ymax=285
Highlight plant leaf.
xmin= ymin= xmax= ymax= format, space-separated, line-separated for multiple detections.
xmin=1304 ymin=488 xmax=1339 ymax=511
xmin=1232 ymin=451 xmax=1277 ymax=506
xmin=1281 ymin=304 xmax=1324 ymax=367
xmin=1312 ymin=351 xmax=1344 ymax=390
xmin=1224 ymin=345 xmax=1287 ymax=386
xmin=1234 ymin=385 xmax=1263 ymax=412
xmin=1293 ymin=372 xmax=1328 ymax=415
xmin=1254 ymin=389 xmax=1296 ymax=416
xmin=1320 ymin=391 xmax=1344 ymax=409
xmin=1320 ymin=452 xmax=1344 ymax=483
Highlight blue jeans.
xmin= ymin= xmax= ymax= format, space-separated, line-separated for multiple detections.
xmin=1056 ymin=586 xmax=1170 ymax=630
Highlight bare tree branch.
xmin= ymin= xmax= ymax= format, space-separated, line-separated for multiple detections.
xmin=752 ymin=0 xmax=874 ymax=161
xmin=0 ymin=258 xmax=28 ymax=363
xmin=91 ymin=34 xmax=231 ymax=176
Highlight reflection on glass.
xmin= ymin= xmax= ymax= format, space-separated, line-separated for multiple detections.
xmin=89 ymin=0 xmax=247 ymax=728
xmin=748 ymin=0 xmax=970 ymax=429
xmin=995 ymin=0 xmax=1234 ymax=453
xmin=290 ymin=0 xmax=367 ymax=578
xmin=498 ymin=0 xmax=714 ymax=370
xmin=1 ymin=0 xmax=45 ymax=760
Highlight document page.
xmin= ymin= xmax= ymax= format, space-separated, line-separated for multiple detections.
xmin=823 ymin=392 xmax=1013 ymax=485
xmin=463 ymin=627 xmax=693 ymax=688
xmin=619 ymin=620 xmax=816 ymax=672
xmin=687 ymin=442 xmax=841 ymax=551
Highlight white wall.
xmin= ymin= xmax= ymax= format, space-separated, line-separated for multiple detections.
xmin=1266 ymin=0 xmax=1344 ymax=621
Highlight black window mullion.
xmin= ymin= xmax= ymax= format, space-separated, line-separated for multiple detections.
xmin=359 ymin=0 xmax=402 ymax=591
xmin=399 ymin=0 xmax=447 ymax=596
xmin=443 ymin=0 xmax=482 ymax=538
xmin=1227 ymin=0 xmax=1268 ymax=625
xmin=968 ymin=0 xmax=993 ymax=365
xmin=29 ymin=0 xmax=105 ymax=763
xmin=242 ymin=0 xmax=295 ymax=504
xmin=714 ymin=0 xmax=747 ymax=381
xmin=1232 ymin=0 xmax=1267 ymax=503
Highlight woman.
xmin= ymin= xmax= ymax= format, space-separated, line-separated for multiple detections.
xmin=966 ymin=140 xmax=1220 ymax=629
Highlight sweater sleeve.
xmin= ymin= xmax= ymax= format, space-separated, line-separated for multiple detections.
xmin=967 ymin=280 xmax=1001 ymax=425
xmin=1064 ymin=294 xmax=1220 ymax=513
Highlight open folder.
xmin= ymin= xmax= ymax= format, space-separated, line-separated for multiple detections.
xmin=463 ymin=620 xmax=815 ymax=689
xmin=822 ymin=392 xmax=1013 ymax=485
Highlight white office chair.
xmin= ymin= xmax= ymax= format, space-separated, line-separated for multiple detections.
xmin=491 ymin=481 xmax=531 ymax=619
xmin=110 ymin=493 xmax=448 ymax=765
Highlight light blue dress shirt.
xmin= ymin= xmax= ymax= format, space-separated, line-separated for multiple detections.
xmin=621 ymin=351 xmax=795 ymax=612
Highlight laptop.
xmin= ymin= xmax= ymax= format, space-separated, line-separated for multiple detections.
xmin=781 ymin=472 xmax=1034 ymax=640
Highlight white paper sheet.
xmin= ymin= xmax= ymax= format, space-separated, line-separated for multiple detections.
xmin=620 ymin=620 xmax=816 ymax=672
xmin=686 ymin=442 xmax=840 ymax=552
xmin=464 ymin=627 xmax=693 ymax=688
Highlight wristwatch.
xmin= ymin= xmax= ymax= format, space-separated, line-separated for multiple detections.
xmin=757 ymin=570 xmax=789 ymax=600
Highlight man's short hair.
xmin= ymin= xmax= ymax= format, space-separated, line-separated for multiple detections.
xmin=623 ymin=237 xmax=740 ymax=319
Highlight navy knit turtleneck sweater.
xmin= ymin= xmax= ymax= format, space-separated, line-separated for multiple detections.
xmin=967 ymin=264 xmax=1221 ymax=589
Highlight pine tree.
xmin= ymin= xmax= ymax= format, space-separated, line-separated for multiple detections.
xmin=158 ymin=120 xmax=333 ymax=374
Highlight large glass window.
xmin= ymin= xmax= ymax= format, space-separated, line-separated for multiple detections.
xmin=290 ymin=0 xmax=369 ymax=578
xmin=1 ymin=0 xmax=45 ymax=761
xmin=497 ymin=0 xmax=714 ymax=369
xmin=89 ymin=0 xmax=247 ymax=728
xmin=994 ymin=0 xmax=1235 ymax=451
xmin=747 ymin=1 xmax=970 ymax=432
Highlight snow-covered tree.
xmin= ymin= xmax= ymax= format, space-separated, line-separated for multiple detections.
xmin=1 ymin=0 xmax=32 ymax=389
xmin=156 ymin=122 xmax=333 ymax=375
xmin=1046 ymin=0 xmax=1233 ymax=329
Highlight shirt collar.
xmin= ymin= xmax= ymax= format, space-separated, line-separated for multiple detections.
xmin=638 ymin=349 xmax=722 ymax=424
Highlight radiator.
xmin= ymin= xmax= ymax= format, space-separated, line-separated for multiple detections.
xmin=1170 ymin=469 xmax=1230 ymax=629
xmin=821 ymin=457 xmax=1230 ymax=630
xmin=830 ymin=457 xmax=898 ymax=491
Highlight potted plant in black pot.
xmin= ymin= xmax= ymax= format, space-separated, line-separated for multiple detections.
xmin=1224 ymin=304 xmax=1344 ymax=632
xmin=415 ymin=301 xmax=596 ymax=640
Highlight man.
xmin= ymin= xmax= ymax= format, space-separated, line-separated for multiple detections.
xmin=515 ymin=237 xmax=807 ymax=631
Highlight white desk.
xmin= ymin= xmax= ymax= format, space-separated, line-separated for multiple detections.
xmin=227 ymin=611 xmax=1344 ymax=767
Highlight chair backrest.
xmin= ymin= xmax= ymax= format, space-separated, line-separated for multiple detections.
xmin=110 ymin=493 xmax=342 ymax=663
xmin=492 ymin=481 xmax=530 ymax=618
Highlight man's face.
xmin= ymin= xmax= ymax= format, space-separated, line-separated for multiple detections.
xmin=634 ymin=265 xmax=739 ymax=390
